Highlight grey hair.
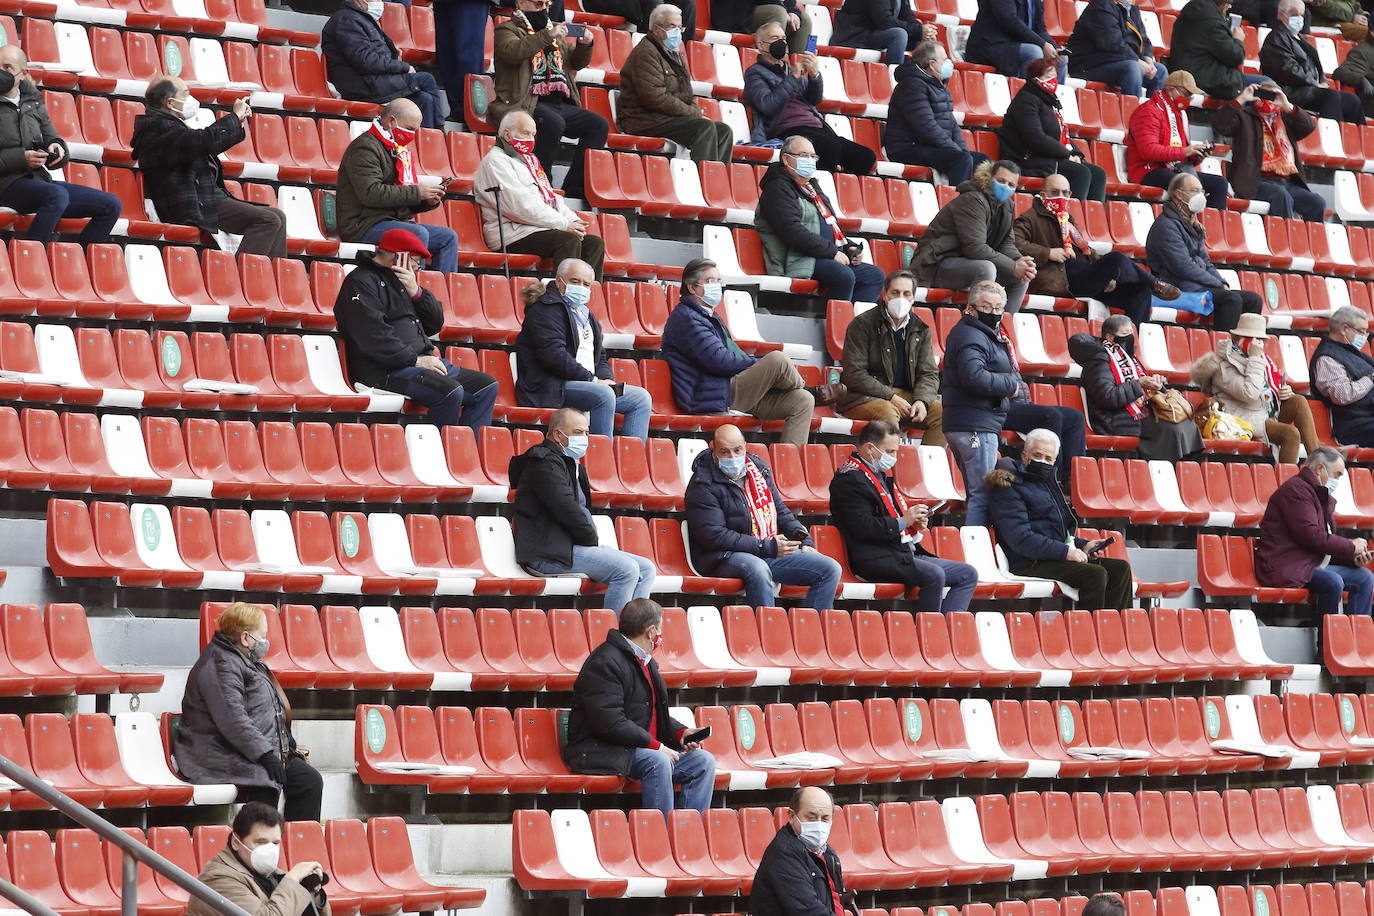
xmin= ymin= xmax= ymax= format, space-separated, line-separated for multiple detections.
xmin=910 ymin=40 xmax=941 ymax=70
xmin=1101 ymin=314 xmax=1133 ymax=337
xmin=1306 ymin=446 xmax=1345 ymax=470
xmin=966 ymin=280 xmax=1007 ymax=309
xmin=497 ymin=110 xmax=534 ymax=134
xmin=1330 ymin=306 xmax=1368 ymax=334
xmin=648 ymin=3 xmax=681 ymax=29
xmin=1023 ymin=428 xmax=1061 ymax=454
xmin=782 ymin=135 xmax=811 ymax=156
xmin=1278 ymin=0 xmax=1303 ymax=15
xmin=1166 ymin=170 xmax=1198 ymax=195
xmin=556 ymin=257 xmax=592 ymax=280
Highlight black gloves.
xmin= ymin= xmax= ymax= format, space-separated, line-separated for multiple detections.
xmin=258 ymin=751 xmax=286 ymax=785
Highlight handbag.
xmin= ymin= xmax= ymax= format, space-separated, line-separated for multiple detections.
xmin=1148 ymin=387 xmax=1193 ymax=423
xmin=1193 ymin=396 xmax=1255 ymax=441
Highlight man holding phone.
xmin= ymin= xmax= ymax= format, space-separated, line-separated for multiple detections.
xmin=1212 ymin=81 xmax=1323 ymax=221
xmin=563 ymin=599 xmax=716 ymax=816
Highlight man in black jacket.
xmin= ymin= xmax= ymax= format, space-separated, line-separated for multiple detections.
xmin=563 ymin=598 xmax=714 ymax=814
xmin=131 ymin=76 xmax=286 ymax=258
xmin=750 ymin=787 xmax=854 ymax=916
xmin=831 ymin=0 xmax=936 ymax=65
xmin=510 ymin=408 xmax=656 ymax=609
xmin=830 ymin=420 xmax=978 ymax=610
xmin=333 ymin=228 xmax=497 ymax=429
xmin=1066 ymin=0 xmax=1167 ymax=98
xmin=884 ymin=41 xmax=988 ymax=184
xmin=322 ymin=0 xmax=444 ymax=127
xmin=1261 ymin=0 xmax=1364 ymax=122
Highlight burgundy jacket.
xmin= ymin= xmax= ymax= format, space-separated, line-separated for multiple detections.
xmin=1255 ymin=466 xmax=1357 ymax=587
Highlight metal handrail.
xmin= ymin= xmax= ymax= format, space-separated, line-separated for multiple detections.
xmin=0 ymin=754 xmax=253 ymax=916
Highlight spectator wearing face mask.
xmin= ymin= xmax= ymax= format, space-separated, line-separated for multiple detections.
xmin=751 ymin=788 xmax=858 ymax=916
xmin=1261 ymin=0 xmax=1367 ymax=122
xmin=1013 ymin=171 xmax=1177 ymax=323
xmin=474 ymin=110 xmax=605 ymax=276
xmin=190 ymin=803 xmax=331 ymax=916
xmin=1066 ymin=0 xmax=1167 ymax=98
xmin=756 ymin=135 xmax=885 ymax=304
xmin=1211 ymin=81 xmax=1323 ymax=221
xmin=176 ymin=602 xmax=323 ymax=822
xmin=616 ymin=4 xmax=735 ymax=162
xmin=1144 ymin=171 xmax=1261 ymax=332
xmin=1310 ymin=306 xmax=1374 ymax=447
xmin=884 ymin=41 xmax=989 ymax=185
xmin=997 ymin=58 xmax=1107 ymax=202
xmin=131 ymin=76 xmax=284 ymax=257
xmin=1125 ymin=69 xmax=1229 ymax=210
xmin=911 ymin=159 xmax=1037 ymax=311
xmin=322 ymin=0 xmax=445 ymax=127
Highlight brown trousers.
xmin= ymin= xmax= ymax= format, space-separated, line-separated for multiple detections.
xmin=730 ymin=350 xmax=814 ymax=446
xmin=842 ymin=390 xmax=947 ymax=447
xmin=1265 ymin=395 xmax=1319 ymax=464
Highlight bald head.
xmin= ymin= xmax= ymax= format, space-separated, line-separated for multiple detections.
xmin=499 ymin=110 xmax=536 ymax=140
xmin=789 ymin=787 xmax=834 ymax=849
xmin=146 ymin=75 xmax=189 ymax=114
xmin=1042 ymin=172 xmax=1071 ymax=198
xmin=712 ymin=424 xmax=746 ymax=457
xmin=381 ymin=98 xmax=422 ymax=137
xmin=0 ymin=45 xmax=26 ymax=91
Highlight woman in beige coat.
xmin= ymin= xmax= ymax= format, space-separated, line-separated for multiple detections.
xmin=1189 ymin=312 xmax=1318 ymax=463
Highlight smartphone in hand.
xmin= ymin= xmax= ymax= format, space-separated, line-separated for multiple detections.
xmin=806 ymin=34 xmax=818 ymax=54
xmin=1086 ymin=535 xmax=1117 ymax=557
xmin=565 ymin=22 xmax=587 ymax=38
xmin=682 ymin=726 xmax=712 ymax=745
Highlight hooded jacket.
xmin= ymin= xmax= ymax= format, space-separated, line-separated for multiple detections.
xmin=965 ymin=0 xmax=1053 ymax=75
xmin=175 ymin=631 xmax=290 ymax=790
xmin=473 ymin=140 xmax=583 ymax=249
xmin=684 ymin=449 xmax=811 ymax=574
xmin=0 ymin=80 xmax=67 ymax=198
xmin=488 ymin=15 xmax=591 ymax=129
xmin=1190 ymin=337 xmax=1282 ymax=439
xmin=912 ymin=161 xmax=1022 ymax=283
xmin=1145 ymin=201 xmax=1225 ymax=292
xmin=1068 ymin=332 xmax=1145 ymax=436
xmin=322 ymin=4 xmax=414 ymax=104
xmin=335 ymin=128 xmax=436 ymax=241
xmin=509 ymin=436 xmax=599 ymax=568
xmin=660 ymin=295 xmax=757 ymax=413
xmin=986 ymin=455 xmax=1086 ymax=569
xmin=1166 ymin=0 xmax=1247 ymax=99
xmin=756 ymin=161 xmax=843 ymax=280
xmin=1260 ymin=25 xmax=1326 ymax=93
xmin=562 ymin=629 xmax=689 ymax=776
xmin=333 ymin=252 xmax=445 ymax=389
xmin=1210 ymin=99 xmax=1314 ymax=201
xmin=837 ymin=302 xmax=940 ymax=413
xmin=742 ymin=57 xmax=825 ymax=144
xmin=514 ymin=281 xmax=611 ymax=407
xmin=749 ymin=825 xmax=849 ymax=916
xmin=1255 ymin=465 xmax=1357 ymax=587
xmin=1066 ymin=0 xmax=1155 ymax=73
xmin=131 ymin=107 xmax=242 ymax=232
xmin=885 ymin=61 xmax=966 ymax=155
xmin=616 ymin=32 xmax=701 ymax=136
xmin=188 ymin=847 xmax=331 ymax=916
xmin=938 ymin=311 xmax=1023 ymax=433
xmin=997 ymin=78 xmax=1079 ymax=166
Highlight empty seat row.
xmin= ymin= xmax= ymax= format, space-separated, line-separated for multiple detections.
xmin=0 ymin=602 xmax=158 ymax=696
xmin=16 ymin=0 xmax=318 ymax=47
xmin=1197 ymin=534 xmax=1312 ymax=604
xmin=11 ymin=815 xmax=481 ymax=916
xmin=1324 ymin=613 xmax=1374 ymax=676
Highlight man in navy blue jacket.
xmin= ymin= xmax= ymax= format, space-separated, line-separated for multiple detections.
xmin=1066 ymin=0 xmax=1167 ymax=97
xmin=987 ymin=428 xmax=1133 ymax=609
xmin=684 ymin=425 xmax=841 ymax=611
xmin=660 ymin=259 xmax=818 ymax=446
xmin=322 ymin=0 xmax=444 ymax=127
xmin=750 ymin=787 xmax=855 ymax=916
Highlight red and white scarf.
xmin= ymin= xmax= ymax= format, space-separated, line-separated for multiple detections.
xmin=742 ymin=459 xmax=779 ymax=540
xmin=1258 ymin=348 xmax=1284 ymax=417
xmin=839 ymin=451 xmax=919 ymax=539
xmin=510 ymin=140 xmax=558 ymax=208
xmin=1041 ymin=195 xmax=1088 ymax=252
xmin=1255 ymin=99 xmax=1297 ymax=178
xmin=1149 ymin=91 xmax=1188 ymax=164
xmin=369 ymin=121 xmax=416 ymax=185
xmin=1105 ymin=338 xmax=1147 ymax=418
xmin=798 ymin=180 xmax=847 ymax=244
xmin=1040 ymin=77 xmax=1070 ymax=148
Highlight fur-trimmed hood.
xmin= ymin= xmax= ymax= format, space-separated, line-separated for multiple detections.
xmin=984 ymin=456 xmax=1021 ymax=489
xmin=1189 ymin=344 xmax=1247 ymax=390
xmin=960 ymin=158 xmax=1000 ymax=198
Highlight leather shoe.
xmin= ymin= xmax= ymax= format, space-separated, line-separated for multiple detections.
xmin=1152 ymin=279 xmax=1181 ymax=301
xmin=806 ymin=383 xmax=845 ymax=406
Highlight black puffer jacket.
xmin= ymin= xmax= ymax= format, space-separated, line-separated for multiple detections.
xmin=986 ymin=456 xmax=1085 ymax=569
xmin=333 ymin=253 xmax=445 ymax=389
xmin=1067 ymin=0 xmax=1154 ymax=73
xmin=749 ymin=825 xmax=849 ymax=916
xmin=562 ymin=629 xmax=689 ymax=776
xmin=885 ymin=61 xmax=965 ymax=153
xmin=322 ymin=4 xmax=415 ymax=103
xmin=0 ymin=80 xmax=67 ymax=197
xmin=514 ymin=282 xmax=611 ymax=407
xmin=998 ymin=79 xmax=1079 ymax=164
xmin=131 ymin=108 xmax=244 ymax=232
xmin=1068 ymin=332 xmax=1145 ymax=435
xmin=683 ymin=449 xmax=811 ymax=573
xmin=509 ymin=436 xmax=598 ymax=568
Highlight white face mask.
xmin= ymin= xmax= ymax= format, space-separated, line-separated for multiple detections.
xmin=1186 ymin=192 xmax=1207 ymax=214
xmin=796 ymin=819 xmax=831 ymax=851
xmin=1325 ymin=475 xmax=1341 ymax=495
xmin=366 ymin=0 xmax=384 ymax=18
xmin=236 ymin=837 xmax=281 ymax=877
xmin=174 ymin=94 xmax=200 ymax=120
xmin=885 ymin=296 xmax=913 ymax=322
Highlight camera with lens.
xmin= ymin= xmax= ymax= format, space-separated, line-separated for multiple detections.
xmin=840 ymin=240 xmax=864 ymax=259
xmin=299 ymin=871 xmax=330 ymax=894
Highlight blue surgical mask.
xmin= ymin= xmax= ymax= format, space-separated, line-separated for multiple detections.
xmin=562 ymin=282 xmax=591 ymax=308
xmin=875 ymin=451 xmax=898 ymax=473
xmin=719 ymin=454 xmax=747 ymax=478
xmin=1288 ymin=14 xmax=1304 ymax=30
xmin=1352 ymin=332 xmax=1370 ymax=351
xmin=562 ymin=434 xmax=588 ymax=460
xmin=791 ymin=155 xmax=817 ymax=179
xmin=797 ymin=820 xmax=831 ymax=851
xmin=366 ymin=0 xmax=384 ymax=19
xmin=1325 ymin=475 xmax=1341 ymax=495
xmin=700 ymin=281 xmax=723 ymax=307
xmin=992 ymin=180 xmax=1015 ymax=203
xmin=939 ymin=58 xmax=954 ymax=81
xmin=663 ymin=26 xmax=682 ymax=50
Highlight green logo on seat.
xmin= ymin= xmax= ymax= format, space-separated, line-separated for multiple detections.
xmin=140 ymin=507 xmax=160 ymax=551
xmin=1204 ymin=700 xmax=1221 ymax=739
xmin=340 ymin=516 xmax=360 ymax=559
xmin=366 ymin=708 xmax=386 ymax=753
xmin=1342 ymin=696 xmax=1356 ymax=734
xmin=164 ymin=42 xmax=182 ymax=77
xmin=737 ymin=708 xmax=756 ymax=751
xmin=557 ymin=709 xmax=570 ymax=746
xmin=904 ymin=701 xmax=922 ymax=742
xmin=1254 ymin=889 xmax=1270 ymax=916
xmin=1264 ymin=277 xmax=1280 ymax=310
xmin=1057 ymin=703 xmax=1074 ymax=744
xmin=161 ymin=335 xmax=182 ymax=377
xmin=321 ymin=192 xmax=337 ymax=232
xmin=470 ymin=80 xmax=489 ymax=118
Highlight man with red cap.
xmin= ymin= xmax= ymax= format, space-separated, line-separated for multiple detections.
xmin=334 ymin=228 xmax=498 ymax=429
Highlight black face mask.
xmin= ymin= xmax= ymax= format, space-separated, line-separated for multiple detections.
xmin=1024 ymin=459 xmax=1056 ymax=478
xmin=767 ymin=38 xmax=789 ymax=60
xmin=526 ymin=9 xmax=549 ymax=30
xmin=1112 ymin=334 xmax=1135 ymax=356
xmin=974 ymin=310 xmax=1001 ymax=330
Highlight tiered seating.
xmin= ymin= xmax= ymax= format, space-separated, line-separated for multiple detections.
xmin=0 ymin=602 xmax=157 ymax=695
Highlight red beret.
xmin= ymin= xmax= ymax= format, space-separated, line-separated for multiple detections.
xmin=377 ymin=227 xmax=432 ymax=259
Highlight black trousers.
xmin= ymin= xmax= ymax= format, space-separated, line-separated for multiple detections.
xmin=1021 ymin=155 xmax=1108 ymax=203
xmin=582 ymin=0 xmax=696 ymax=36
xmin=507 ymin=229 xmax=606 ymax=279
xmin=786 ymin=124 xmax=877 ymax=175
xmin=1010 ymin=556 xmax=1134 ymax=610
xmin=1066 ymin=251 xmax=1155 ymax=324
xmin=1140 ymin=167 xmax=1229 ymax=210
xmin=1207 ymin=287 xmax=1263 ymax=333
xmin=236 ymin=754 xmax=323 ymax=822
xmin=1290 ymin=84 xmax=1365 ymax=123
xmin=531 ymin=96 xmax=610 ymax=200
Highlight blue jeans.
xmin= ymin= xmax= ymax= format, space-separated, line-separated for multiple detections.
xmin=1254 ymin=177 xmax=1325 ymax=222
xmin=876 ymin=26 xmax=910 ymax=64
xmin=811 ymin=258 xmax=885 ymax=303
xmin=1018 ymin=43 xmax=1068 ymax=81
xmin=946 ymin=430 xmax=1001 ymax=526
xmin=361 ymin=219 xmax=459 ymax=274
xmin=0 ymin=178 xmax=120 ymax=244
xmin=1073 ymin=59 xmax=1167 ymax=97
xmin=562 ymin=380 xmax=652 ymax=441
xmin=1307 ymin=565 xmax=1374 ymax=616
xmin=627 ymin=747 xmax=716 ymax=816
xmin=381 ymin=360 xmax=498 ymax=430
xmin=529 ymin=545 xmax=654 ymax=611
xmin=409 ymin=71 xmax=444 ymax=128
xmin=884 ymin=142 xmax=988 ymax=185
xmin=716 ymin=549 xmax=842 ymax=611
xmin=911 ymin=554 xmax=980 ymax=612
